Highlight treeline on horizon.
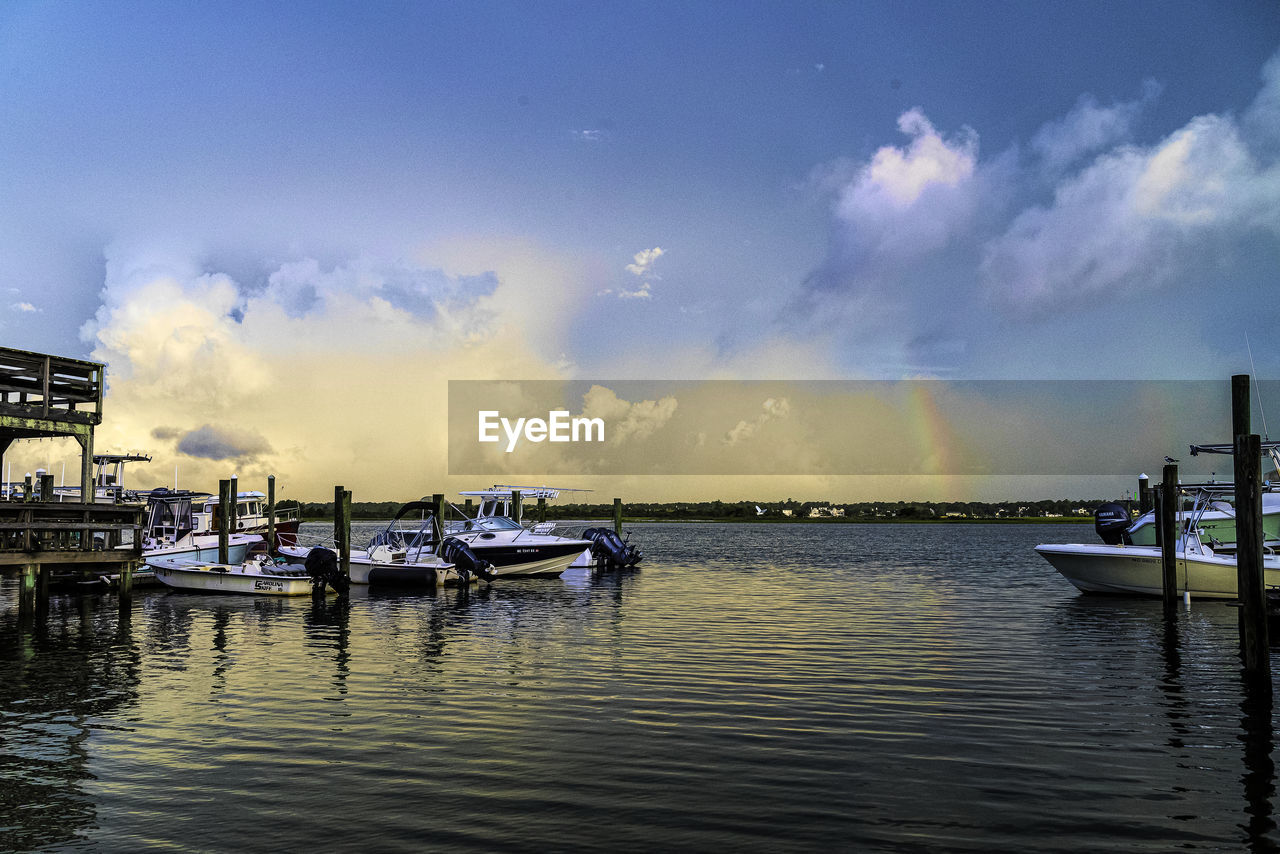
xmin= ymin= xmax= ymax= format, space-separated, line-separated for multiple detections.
xmin=284 ymin=498 xmax=1111 ymax=522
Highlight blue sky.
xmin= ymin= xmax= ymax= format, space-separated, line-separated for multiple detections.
xmin=2 ymin=1 xmax=1279 ymax=497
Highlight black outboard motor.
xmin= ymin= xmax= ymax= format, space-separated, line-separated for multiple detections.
xmin=582 ymin=527 xmax=643 ymax=569
xmin=439 ymin=537 xmax=496 ymax=582
xmin=304 ymin=546 xmax=351 ymax=596
xmin=1094 ymin=502 xmax=1131 ymax=546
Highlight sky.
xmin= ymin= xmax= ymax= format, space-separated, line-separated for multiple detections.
xmin=2 ymin=1 xmax=1279 ymax=502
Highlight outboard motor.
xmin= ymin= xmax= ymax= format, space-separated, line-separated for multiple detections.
xmin=304 ymin=546 xmax=351 ymax=596
xmin=439 ymin=537 xmax=496 ymax=582
xmin=583 ymin=527 xmax=643 ymax=569
xmin=1094 ymin=502 xmax=1131 ymax=546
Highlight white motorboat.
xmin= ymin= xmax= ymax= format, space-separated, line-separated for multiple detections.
xmin=1037 ymin=483 xmax=1280 ymax=598
xmin=139 ymin=487 xmax=301 ymax=548
xmin=277 ymin=501 xmax=492 ymax=587
xmin=1036 ymin=533 xmax=1280 ymax=598
xmin=455 ymin=485 xmax=640 ymax=574
xmin=149 ymin=550 xmax=316 ymax=596
xmin=141 ymin=490 xmax=262 ymax=563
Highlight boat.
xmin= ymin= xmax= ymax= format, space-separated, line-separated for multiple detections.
xmin=277 ymin=501 xmax=492 ymax=587
xmin=1036 ymin=483 xmax=1280 ymax=598
xmin=141 ymin=489 xmax=263 ymax=562
xmin=1122 ymin=441 xmax=1280 ymax=547
xmin=453 ymin=486 xmax=601 ymax=576
xmin=149 ymin=546 xmax=317 ymax=596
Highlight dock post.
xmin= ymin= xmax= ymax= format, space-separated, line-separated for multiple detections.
xmin=34 ymin=561 xmax=48 ymax=615
xmin=511 ymin=489 xmax=522 ymax=523
xmin=39 ymin=473 xmax=54 ymax=502
xmin=613 ymin=498 xmax=623 ymax=534
xmin=18 ymin=562 xmax=37 ymax=624
xmin=118 ymin=561 xmax=133 ymax=626
xmin=266 ymin=475 xmax=276 ymax=553
xmin=218 ymin=479 xmax=231 ymax=564
xmin=537 ymin=496 xmax=546 ymax=524
xmin=464 ymin=498 xmax=474 ymax=518
xmin=334 ymin=486 xmax=351 ymax=581
xmin=432 ymin=493 xmax=446 ymax=543
xmin=1138 ymin=474 xmax=1151 ymax=515
xmin=1159 ymin=465 xmax=1179 ymax=613
xmin=1236 ymin=431 xmax=1269 ymax=681
xmin=229 ymin=475 xmax=238 ymax=534
xmin=23 ymin=474 xmax=31 ymax=501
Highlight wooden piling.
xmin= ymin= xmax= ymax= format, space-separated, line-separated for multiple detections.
xmin=1160 ymin=464 xmax=1178 ymax=612
xmin=334 ymin=486 xmax=351 ymax=581
xmin=229 ymin=475 xmax=238 ymax=534
xmin=432 ymin=493 xmax=446 ymax=543
xmin=218 ymin=479 xmax=231 ymax=564
xmin=39 ymin=474 xmax=53 ymax=503
xmin=1234 ymin=374 xmax=1252 ymax=443
xmin=1235 ymin=432 xmax=1269 ymax=680
xmin=18 ymin=562 xmax=36 ymax=622
xmin=613 ymin=498 xmax=623 ymax=534
xmin=537 ymin=496 xmax=546 ymax=523
xmin=511 ymin=489 xmax=522 ymax=523
xmin=266 ymin=475 xmax=276 ymax=554
xmin=464 ymin=498 xmax=474 ymax=517
xmin=1138 ymin=474 xmax=1151 ymax=515
xmin=23 ymin=474 xmax=31 ymax=501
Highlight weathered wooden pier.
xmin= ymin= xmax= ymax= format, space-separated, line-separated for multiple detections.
xmin=0 ymin=346 xmax=143 ymax=622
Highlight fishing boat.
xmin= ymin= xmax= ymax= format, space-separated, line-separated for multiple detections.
xmin=149 ymin=548 xmax=316 ymax=596
xmin=277 ymin=501 xmax=493 ymax=587
xmin=141 ymin=490 xmax=263 ymax=562
xmin=455 ymin=485 xmax=639 ymax=574
xmin=1120 ymin=441 xmax=1280 ymax=547
xmin=1036 ymin=483 xmax=1280 ymax=598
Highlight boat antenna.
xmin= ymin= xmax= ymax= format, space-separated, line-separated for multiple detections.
xmin=1247 ymin=332 xmax=1270 ymax=440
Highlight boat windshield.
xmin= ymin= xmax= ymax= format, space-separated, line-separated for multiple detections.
xmin=459 ymin=516 xmax=524 ymax=532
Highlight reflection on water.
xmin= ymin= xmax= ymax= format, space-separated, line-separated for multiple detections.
xmin=0 ymin=522 xmax=1278 ymax=851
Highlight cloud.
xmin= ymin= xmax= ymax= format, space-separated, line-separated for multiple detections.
xmin=617 ymin=282 xmax=652 ymax=300
xmin=805 ymin=109 xmax=980 ymax=297
xmin=11 ymin=302 xmax=37 ymax=312
xmin=983 ymin=110 xmax=1280 ymax=316
xmin=177 ymin=424 xmax=273 ymax=461
xmin=78 ymin=240 xmax=573 ymax=497
xmin=723 ymin=396 xmax=791 ymax=445
xmin=1030 ymin=81 xmax=1159 ymax=175
xmin=625 ymin=247 xmax=664 ymax=277
xmin=781 ymin=48 xmax=1280 ymax=375
xmin=579 ymin=384 xmax=678 ymax=445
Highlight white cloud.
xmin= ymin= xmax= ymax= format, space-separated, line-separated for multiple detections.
xmin=1030 ymin=82 xmax=1159 ymax=175
xmin=10 ymin=302 xmax=37 ymax=312
xmin=818 ymin=108 xmax=980 ymax=278
xmin=579 ymin=384 xmax=678 ymax=445
xmin=625 ymin=246 xmax=664 ymax=277
xmin=983 ymin=110 xmax=1280 ymax=316
xmin=723 ymin=396 xmax=791 ymax=445
xmin=617 ymin=282 xmax=651 ymax=300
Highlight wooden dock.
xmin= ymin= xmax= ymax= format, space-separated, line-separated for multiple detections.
xmin=0 ymin=346 xmax=143 ymax=622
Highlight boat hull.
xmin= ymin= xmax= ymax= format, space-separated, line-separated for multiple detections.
xmin=275 ymin=545 xmax=471 ymax=587
xmin=456 ymin=540 xmax=589 ymax=578
xmin=149 ymin=558 xmax=313 ymax=596
xmin=1035 ymin=542 xmax=1280 ymax=598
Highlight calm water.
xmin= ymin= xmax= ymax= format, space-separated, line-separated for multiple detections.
xmin=1 ymin=522 xmax=1277 ymax=852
